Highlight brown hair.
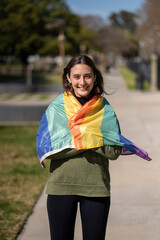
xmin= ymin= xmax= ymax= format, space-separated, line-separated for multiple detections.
xmin=62 ymin=55 xmax=105 ymax=96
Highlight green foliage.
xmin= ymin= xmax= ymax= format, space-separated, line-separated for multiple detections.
xmin=78 ymin=27 xmax=99 ymax=52
xmin=107 ymin=10 xmax=139 ymax=58
xmin=122 ymin=31 xmax=139 ymax=58
xmin=0 ymin=0 xmax=81 ymax=64
xmin=38 ymin=36 xmax=58 ymax=56
xmin=109 ymin=10 xmax=137 ymax=33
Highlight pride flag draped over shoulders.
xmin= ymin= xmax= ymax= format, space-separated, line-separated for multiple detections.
xmin=36 ymin=91 xmax=151 ymax=166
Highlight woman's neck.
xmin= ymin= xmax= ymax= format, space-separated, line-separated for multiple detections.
xmin=75 ymin=95 xmax=92 ymax=106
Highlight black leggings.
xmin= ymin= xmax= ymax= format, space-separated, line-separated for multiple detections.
xmin=47 ymin=195 xmax=110 ymax=240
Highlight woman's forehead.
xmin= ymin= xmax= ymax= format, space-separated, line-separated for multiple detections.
xmin=70 ymin=64 xmax=93 ymax=73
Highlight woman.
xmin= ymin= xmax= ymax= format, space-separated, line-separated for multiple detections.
xmin=36 ymin=55 xmax=151 ymax=240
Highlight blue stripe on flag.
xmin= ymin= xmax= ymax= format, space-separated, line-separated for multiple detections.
xmin=36 ymin=112 xmax=52 ymax=159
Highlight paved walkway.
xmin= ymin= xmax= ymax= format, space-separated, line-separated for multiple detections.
xmin=0 ymin=92 xmax=61 ymax=123
xmin=17 ymin=69 xmax=160 ymax=240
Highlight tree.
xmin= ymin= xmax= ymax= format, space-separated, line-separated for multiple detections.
xmin=109 ymin=10 xmax=137 ymax=33
xmin=78 ymin=15 xmax=105 ymax=53
xmin=98 ymin=10 xmax=139 ymax=59
xmin=136 ymin=0 xmax=160 ymax=58
xmin=80 ymin=15 xmax=106 ymax=31
xmin=0 ymin=0 xmax=80 ymax=65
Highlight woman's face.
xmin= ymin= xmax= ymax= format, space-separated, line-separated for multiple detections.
xmin=67 ymin=64 xmax=96 ymax=98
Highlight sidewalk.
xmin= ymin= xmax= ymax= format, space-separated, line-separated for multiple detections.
xmin=0 ymin=92 xmax=61 ymax=123
xmin=17 ymin=69 xmax=160 ymax=240
xmin=105 ymin=70 xmax=160 ymax=240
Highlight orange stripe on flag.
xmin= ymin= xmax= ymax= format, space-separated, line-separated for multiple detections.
xmin=63 ymin=92 xmax=83 ymax=148
xmin=81 ymin=97 xmax=104 ymax=148
xmin=68 ymin=96 xmax=98 ymax=149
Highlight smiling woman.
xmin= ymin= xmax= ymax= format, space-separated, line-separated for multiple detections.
xmin=66 ymin=64 xmax=95 ymax=98
xmin=62 ymin=54 xmax=105 ymax=97
xmin=37 ymin=54 xmax=122 ymax=240
xmin=36 ymin=54 xmax=151 ymax=240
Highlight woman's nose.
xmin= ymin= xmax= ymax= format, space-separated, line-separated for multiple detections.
xmin=80 ymin=77 xmax=86 ymax=85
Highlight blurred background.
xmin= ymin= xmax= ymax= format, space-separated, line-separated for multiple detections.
xmin=0 ymin=1 xmax=160 ymax=240
xmin=0 ymin=0 xmax=160 ymax=93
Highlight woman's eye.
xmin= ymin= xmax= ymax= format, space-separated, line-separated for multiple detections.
xmin=85 ymin=75 xmax=91 ymax=79
xmin=74 ymin=76 xmax=79 ymax=79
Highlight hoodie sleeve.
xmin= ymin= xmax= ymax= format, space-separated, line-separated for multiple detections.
xmin=92 ymin=145 xmax=122 ymax=160
xmin=46 ymin=148 xmax=87 ymax=160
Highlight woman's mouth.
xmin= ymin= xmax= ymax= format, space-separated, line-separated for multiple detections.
xmin=78 ymin=86 xmax=89 ymax=91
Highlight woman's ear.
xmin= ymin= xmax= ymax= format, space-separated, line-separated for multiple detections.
xmin=67 ymin=74 xmax=71 ymax=83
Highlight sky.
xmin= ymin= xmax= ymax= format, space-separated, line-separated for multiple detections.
xmin=66 ymin=0 xmax=145 ymax=20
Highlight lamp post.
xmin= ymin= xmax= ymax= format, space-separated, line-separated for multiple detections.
xmin=58 ymin=31 xmax=65 ymax=70
xmin=150 ymin=25 xmax=160 ymax=91
xmin=151 ymin=53 xmax=158 ymax=91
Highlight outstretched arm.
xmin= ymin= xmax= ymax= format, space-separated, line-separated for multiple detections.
xmin=92 ymin=145 xmax=122 ymax=160
xmin=46 ymin=148 xmax=87 ymax=160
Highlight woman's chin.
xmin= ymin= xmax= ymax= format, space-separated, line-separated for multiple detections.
xmin=76 ymin=91 xmax=90 ymax=98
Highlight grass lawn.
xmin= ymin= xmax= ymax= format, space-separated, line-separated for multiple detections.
xmin=0 ymin=125 xmax=49 ymax=240
xmin=120 ymin=66 xmax=150 ymax=90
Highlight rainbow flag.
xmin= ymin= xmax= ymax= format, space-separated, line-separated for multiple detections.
xmin=36 ymin=91 xmax=151 ymax=165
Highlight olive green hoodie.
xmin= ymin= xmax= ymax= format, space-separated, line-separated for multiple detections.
xmin=46 ymin=146 xmax=121 ymax=197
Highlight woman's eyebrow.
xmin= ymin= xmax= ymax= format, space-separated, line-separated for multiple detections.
xmin=73 ymin=73 xmax=92 ymax=76
xmin=73 ymin=74 xmax=80 ymax=77
xmin=84 ymin=73 xmax=92 ymax=76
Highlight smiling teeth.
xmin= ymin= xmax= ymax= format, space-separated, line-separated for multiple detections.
xmin=79 ymin=87 xmax=88 ymax=90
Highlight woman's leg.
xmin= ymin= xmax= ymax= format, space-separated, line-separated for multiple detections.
xmin=47 ymin=195 xmax=78 ymax=240
xmin=80 ymin=196 xmax=110 ymax=240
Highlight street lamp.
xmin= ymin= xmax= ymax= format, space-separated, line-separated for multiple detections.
xmin=58 ymin=31 xmax=65 ymax=70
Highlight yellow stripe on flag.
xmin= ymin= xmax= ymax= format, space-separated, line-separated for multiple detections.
xmin=63 ymin=92 xmax=82 ymax=147
xmin=80 ymin=97 xmax=104 ymax=148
